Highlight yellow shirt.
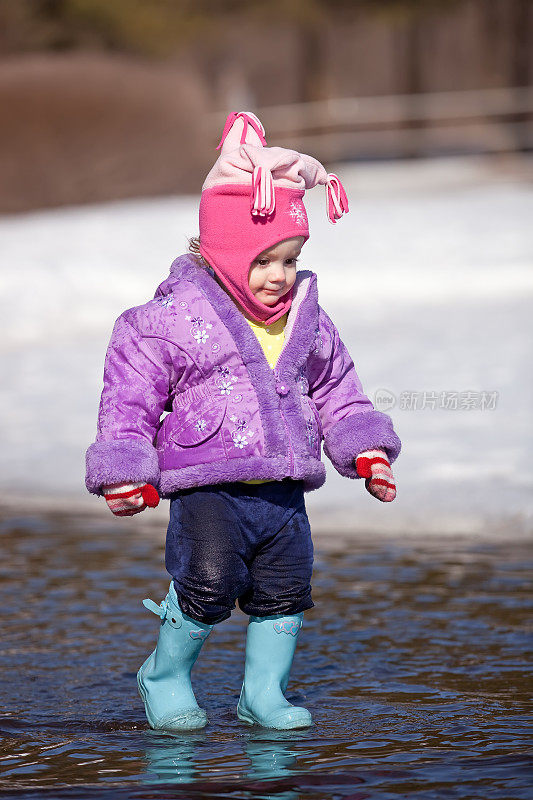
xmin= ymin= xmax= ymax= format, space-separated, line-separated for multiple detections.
xmin=241 ymin=313 xmax=288 ymax=484
xmin=245 ymin=313 xmax=288 ymax=369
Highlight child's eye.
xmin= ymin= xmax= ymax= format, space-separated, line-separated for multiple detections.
xmin=254 ymin=257 xmax=299 ymax=267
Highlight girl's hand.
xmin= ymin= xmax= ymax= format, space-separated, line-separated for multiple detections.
xmin=355 ymin=449 xmax=396 ymax=502
xmin=102 ymin=482 xmax=160 ymax=516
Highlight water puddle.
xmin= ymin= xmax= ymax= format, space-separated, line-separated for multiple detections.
xmin=0 ymin=510 xmax=531 ymax=798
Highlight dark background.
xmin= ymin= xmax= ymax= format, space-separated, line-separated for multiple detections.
xmin=1 ymin=0 xmax=532 ymax=212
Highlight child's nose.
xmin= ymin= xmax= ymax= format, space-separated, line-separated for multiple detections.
xmin=268 ymin=263 xmax=286 ymax=282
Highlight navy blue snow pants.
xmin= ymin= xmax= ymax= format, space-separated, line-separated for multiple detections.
xmin=165 ymin=479 xmax=314 ymax=625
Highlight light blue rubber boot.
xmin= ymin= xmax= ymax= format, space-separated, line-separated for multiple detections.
xmin=237 ymin=613 xmax=313 ymax=730
xmin=137 ymin=582 xmax=213 ymax=731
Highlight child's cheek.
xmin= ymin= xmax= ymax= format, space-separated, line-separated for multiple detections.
xmin=250 ymin=274 xmax=265 ymax=296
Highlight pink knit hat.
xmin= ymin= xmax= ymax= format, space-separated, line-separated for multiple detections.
xmin=199 ymin=111 xmax=349 ymax=325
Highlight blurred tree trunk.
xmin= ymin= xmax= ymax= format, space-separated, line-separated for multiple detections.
xmin=510 ymin=0 xmax=531 ymax=87
xmin=400 ymin=9 xmax=425 ymax=157
xmin=404 ymin=9 xmax=423 ymax=95
xmin=294 ymin=18 xmax=329 ymax=104
xmin=509 ymin=0 xmax=532 ymax=150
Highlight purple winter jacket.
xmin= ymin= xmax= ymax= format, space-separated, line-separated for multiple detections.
xmin=85 ymin=254 xmax=401 ymax=496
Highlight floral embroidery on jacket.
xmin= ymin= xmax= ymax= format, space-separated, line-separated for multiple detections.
xmin=185 ymin=315 xmax=205 ymax=328
xmin=219 ymin=380 xmax=236 ymax=395
xmin=214 ymin=365 xmax=238 ymax=395
xmin=184 ymin=314 xmax=213 ymax=345
xmin=229 ymin=415 xmax=254 ymax=449
xmin=298 ymin=365 xmax=309 ymax=395
xmin=153 ymin=294 xmax=174 ymax=308
xmin=313 ymin=325 xmax=324 ymax=354
xmin=192 ymin=328 xmax=210 ymax=344
xmin=305 ymin=419 xmax=317 ymax=448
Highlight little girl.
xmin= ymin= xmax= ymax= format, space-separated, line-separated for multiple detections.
xmin=86 ymin=111 xmax=401 ymax=732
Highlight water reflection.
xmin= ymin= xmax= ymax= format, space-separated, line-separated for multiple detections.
xmin=245 ymin=730 xmax=299 ymax=782
xmin=142 ymin=729 xmax=372 ymax=799
xmin=0 ymin=510 xmax=531 ymax=799
xmin=144 ymin=731 xmax=203 ymax=784
xmin=143 ymin=728 xmax=300 ymax=789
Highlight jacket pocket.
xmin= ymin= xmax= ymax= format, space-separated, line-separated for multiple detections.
xmin=170 ymin=383 xmax=227 ymax=447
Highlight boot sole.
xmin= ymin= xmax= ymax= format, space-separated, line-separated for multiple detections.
xmin=137 ymin=670 xmax=208 ymax=731
xmin=237 ymin=704 xmax=313 ymax=730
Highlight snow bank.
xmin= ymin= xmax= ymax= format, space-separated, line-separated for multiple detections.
xmin=1 ymin=155 xmax=532 ymax=534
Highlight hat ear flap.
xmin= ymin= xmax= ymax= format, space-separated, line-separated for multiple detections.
xmin=216 ymin=111 xmax=267 ymax=155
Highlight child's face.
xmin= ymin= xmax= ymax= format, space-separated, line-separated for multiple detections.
xmin=248 ymin=236 xmax=305 ymax=306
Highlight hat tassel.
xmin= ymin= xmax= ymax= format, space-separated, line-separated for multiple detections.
xmin=216 ymin=111 xmax=267 ymax=151
xmin=325 ymin=173 xmax=349 ymax=224
xmin=251 ymin=165 xmax=276 ymax=217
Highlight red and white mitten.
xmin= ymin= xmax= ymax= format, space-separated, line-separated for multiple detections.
xmin=355 ymin=449 xmax=396 ymax=503
xmin=102 ymin=482 xmax=160 ymax=517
